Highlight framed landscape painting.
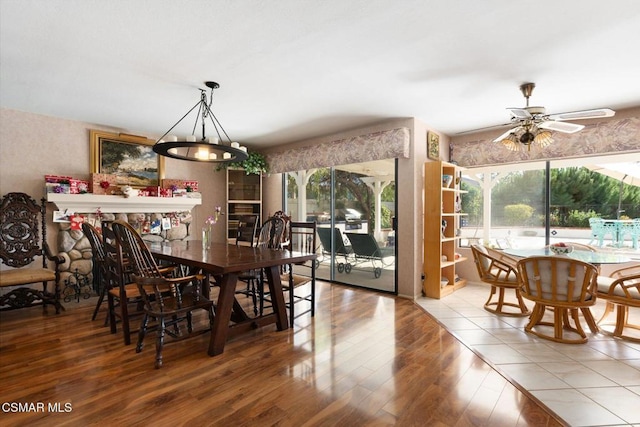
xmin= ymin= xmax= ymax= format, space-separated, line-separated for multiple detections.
xmin=90 ymin=130 xmax=164 ymax=187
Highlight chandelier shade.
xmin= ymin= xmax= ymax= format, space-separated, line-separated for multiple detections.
xmin=152 ymin=81 xmax=249 ymax=163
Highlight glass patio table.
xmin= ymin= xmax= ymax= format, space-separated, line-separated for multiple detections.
xmin=503 ymin=248 xmax=631 ymax=265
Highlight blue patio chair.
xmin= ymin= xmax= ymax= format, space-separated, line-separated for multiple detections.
xmin=619 ymin=218 xmax=639 ymax=249
xmin=588 ymin=218 xmax=617 ymax=247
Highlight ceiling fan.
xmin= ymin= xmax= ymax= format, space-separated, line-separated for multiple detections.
xmin=486 ymin=83 xmax=615 ymax=151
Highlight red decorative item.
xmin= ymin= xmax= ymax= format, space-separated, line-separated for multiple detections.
xmin=100 ymin=181 xmax=110 ymax=189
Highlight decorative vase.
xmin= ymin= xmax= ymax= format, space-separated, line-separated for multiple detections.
xmin=202 ymin=226 xmax=211 ymax=250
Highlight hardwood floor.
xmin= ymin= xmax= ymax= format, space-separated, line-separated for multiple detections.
xmin=0 ymin=281 xmax=563 ymax=426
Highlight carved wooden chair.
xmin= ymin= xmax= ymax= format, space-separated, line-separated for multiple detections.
xmin=112 ymin=220 xmax=214 ymax=368
xmin=517 ymin=256 xmax=599 ymax=343
xmin=0 ymin=192 xmax=64 ymax=313
xmin=470 ymin=245 xmax=530 ymax=316
xmin=596 ymin=263 xmax=640 ymax=342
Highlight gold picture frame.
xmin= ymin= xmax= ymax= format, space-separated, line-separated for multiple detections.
xmin=427 ymin=131 xmax=440 ymax=160
xmin=90 ymin=130 xmax=164 ymax=188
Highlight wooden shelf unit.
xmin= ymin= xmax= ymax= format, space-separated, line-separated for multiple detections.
xmin=226 ymin=168 xmax=262 ymax=241
xmin=423 ymin=161 xmax=468 ymax=298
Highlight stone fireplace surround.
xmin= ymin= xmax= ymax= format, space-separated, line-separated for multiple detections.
xmin=47 ymin=193 xmax=202 ymax=288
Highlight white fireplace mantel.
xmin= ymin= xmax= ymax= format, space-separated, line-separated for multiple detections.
xmin=46 ymin=193 xmax=202 ymax=214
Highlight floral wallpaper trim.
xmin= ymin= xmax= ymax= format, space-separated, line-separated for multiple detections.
xmin=266 ymin=127 xmax=410 ymax=174
xmin=451 ymin=117 xmax=640 ymax=167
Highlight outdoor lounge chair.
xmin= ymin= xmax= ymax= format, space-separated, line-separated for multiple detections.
xmin=344 ymin=232 xmax=395 ymax=278
xmin=316 ymin=227 xmax=353 ymax=273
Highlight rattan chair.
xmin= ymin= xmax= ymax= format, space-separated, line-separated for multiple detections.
xmin=596 ymin=263 xmax=640 ymax=342
xmin=470 ymin=245 xmax=530 ymax=316
xmin=517 ymin=256 xmax=599 ymax=343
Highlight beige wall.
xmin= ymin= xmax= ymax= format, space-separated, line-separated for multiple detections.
xmin=1 ymin=108 xmax=453 ymax=299
xmin=0 ymin=108 xmax=229 ymax=249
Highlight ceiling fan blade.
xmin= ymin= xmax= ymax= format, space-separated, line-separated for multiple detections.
xmin=492 ymin=127 xmax=520 ymax=143
xmin=456 ymin=122 xmax=513 ymax=135
xmin=507 ymin=108 xmax=532 ymax=119
xmin=547 ymin=108 xmax=615 ymax=121
xmin=538 ymin=120 xmax=584 ymax=133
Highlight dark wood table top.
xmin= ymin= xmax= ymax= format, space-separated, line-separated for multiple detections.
xmin=149 ymin=240 xmax=317 ymax=274
xmin=148 ymin=240 xmax=317 ymax=356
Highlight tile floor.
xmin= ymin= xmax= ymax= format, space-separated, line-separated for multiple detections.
xmin=416 ymin=282 xmax=640 ymax=427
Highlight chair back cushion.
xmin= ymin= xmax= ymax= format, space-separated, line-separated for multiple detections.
xmin=518 ymin=256 xmax=597 ymax=303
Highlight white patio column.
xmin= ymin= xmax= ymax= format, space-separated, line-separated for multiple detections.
xmin=362 ymin=177 xmax=392 ymax=241
xmin=290 ymin=169 xmax=316 ymax=221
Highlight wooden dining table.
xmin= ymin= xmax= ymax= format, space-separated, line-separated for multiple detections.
xmin=148 ymin=240 xmax=317 ymax=356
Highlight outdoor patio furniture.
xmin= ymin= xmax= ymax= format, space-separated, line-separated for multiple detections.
xmin=588 ymin=218 xmax=617 ymax=247
xmin=316 ymin=227 xmax=353 ymax=273
xmin=344 ymin=232 xmax=395 ymax=278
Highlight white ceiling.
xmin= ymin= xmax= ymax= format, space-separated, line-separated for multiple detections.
xmin=2 ymin=0 xmax=640 ymax=149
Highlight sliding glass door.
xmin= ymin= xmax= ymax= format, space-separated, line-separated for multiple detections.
xmin=285 ymin=159 xmax=397 ymax=293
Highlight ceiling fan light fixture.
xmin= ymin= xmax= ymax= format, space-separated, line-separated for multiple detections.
xmin=500 ymin=134 xmax=521 ymax=151
xmin=152 ymin=81 xmax=249 ymax=164
xmin=534 ymin=130 xmax=553 ymax=147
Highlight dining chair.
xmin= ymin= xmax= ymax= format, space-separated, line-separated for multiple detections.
xmin=517 ymin=256 xmax=599 ymax=343
xmin=234 ymin=214 xmax=260 ymax=314
xmin=257 ymin=212 xmax=290 ymax=316
xmin=81 ymin=222 xmax=109 ymax=323
xmin=596 ymin=263 xmax=640 ymax=342
xmin=470 ymin=245 xmax=530 ymax=316
xmin=102 ymin=223 xmax=144 ymax=345
xmin=111 ymin=220 xmax=214 ymax=368
xmin=282 ymin=221 xmax=317 ymax=327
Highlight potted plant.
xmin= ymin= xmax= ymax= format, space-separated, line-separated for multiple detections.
xmin=217 ymin=152 xmax=269 ymax=175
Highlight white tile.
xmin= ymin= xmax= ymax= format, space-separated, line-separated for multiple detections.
xmin=509 ymin=343 xmax=574 ymax=363
xmin=452 ymin=307 xmax=490 ymax=318
xmin=582 ymin=360 xmax=640 ymax=386
xmin=579 ymin=386 xmax=640 ymax=424
xmin=530 ymin=389 xmax=625 ymax=426
xmin=587 ymin=339 xmax=640 ymax=360
xmin=435 ymin=317 xmax=481 ymax=331
xmin=544 ymin=342 xmax=614 ymax=362
xmin=468 ymin=316 xmax=511 ymax=329
xmin=471 ymin=344 xmax=532 ymax=364
xmin=497 ymin=363 xmax=570 ymax=390
xmin=450 ymin=329 xmax=502 ymax=345
xmin=538 ymin=362 xmax=618 ymax=388
xmin=485 ymin=327 xmax=537 ymax=344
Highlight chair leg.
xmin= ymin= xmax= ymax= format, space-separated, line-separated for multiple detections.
xmin=91 ymin=285 xmax=107 ymax=321
xmin=107 ymin=293 xmax=117 ymax=334
xmin=136 ymin=314 xmax=149 ymax=353
xmin=155 ymin=317 xmax=166 ymax=369
xmin=580 ymin=307 xmax=599 ymax=334
xmin=120 ymin=298 xmax=131 ymax=346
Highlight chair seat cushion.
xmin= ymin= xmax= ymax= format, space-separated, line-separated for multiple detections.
xmin=597 ymin=276 xmax=640 ymax=301
xmin=0 ymin=268 xmax=56 ymax=287
xmin=108 ymin=282 xmax=142 ymax=299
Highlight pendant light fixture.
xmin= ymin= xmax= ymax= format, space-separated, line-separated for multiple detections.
xmin=152 ymin=81 xmax=249 ymax=163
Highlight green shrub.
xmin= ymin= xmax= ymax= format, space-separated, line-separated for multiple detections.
xmin=504 ymin=204 xmax=534 ymax=226
xmin=566 ymin=210 xmax=599 ymax=227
